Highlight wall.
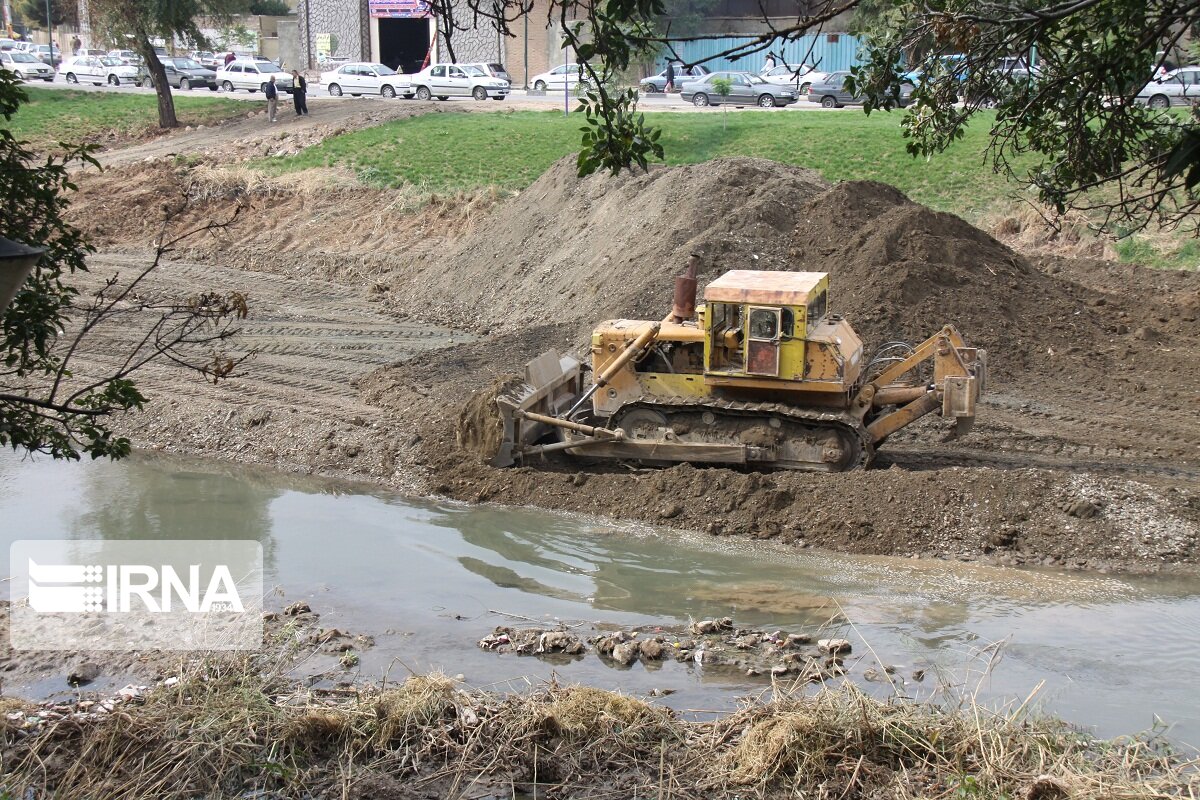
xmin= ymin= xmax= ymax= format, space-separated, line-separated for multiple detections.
xmin=436 ymin=0 xmax=501 ymax=64
xmin=502 ymin=1 xmax=573 ymax=88
xmin=298 ymin=0 xmax=369 ymax=66
xmin=670 ymin=32 xmax=863 ymax=74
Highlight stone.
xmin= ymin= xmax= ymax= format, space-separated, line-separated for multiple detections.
xmin=67 ymin=662 xmax=101 ymax=686
xmin=284 ymin=601 xmax=312 ymax=616
xmin=639 ymin=638 xmax=664 ymax=660
xmin=784 ymin=633 xmax=812 ymax=647
xmin=817 ymin=638 xmax=852 ymax=655
xmin=611 ymin=641 xmax=639 ymax=666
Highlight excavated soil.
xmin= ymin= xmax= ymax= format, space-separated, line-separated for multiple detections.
xmin=66 ymin=154 xmax=1200 ymax=573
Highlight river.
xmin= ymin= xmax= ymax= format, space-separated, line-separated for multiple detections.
xmin=1 ymin=451 xmax=1197 ymax=745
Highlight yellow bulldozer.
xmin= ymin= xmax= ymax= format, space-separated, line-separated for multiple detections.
xmin=488 ymin=257 xmax=986 ymax=472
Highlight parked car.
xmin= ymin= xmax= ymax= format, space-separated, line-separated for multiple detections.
xmin=191 ymin=50 xmax=220 ymax=68
xmin=640 ymin=63 xmax=709 ymax=92
xmin=321 ymin=62 xmax=413 ymax=97
xmin=141 ymin=56 xmax=219 ymax=90
xmin=12 ymin=42 xmax=36 ymax=54
xmin=759 ymin=63 xmax=827 ymax=94
xmin=108 ymin=49 xmax=142 ymax=65
xmin=0 ymin=50 xmax=53 ymax=80
xmin=807 ymin=70 xmax=914 ymax=107
xmin=1136 ymin=66 xmax=1200 ymax=108
xmin=463 ymin=62 xmax=511 ymax=84
xmin=33 ymin=44 xmax=61 ymax=66
xmin=528 ymin=62 xmax=585 ymax=92
xmin=215 ymin=59 xmax=293 ymax=92
xmin=78 ymin=48 xmax=108 ymax=57
xmin=680 ymin=71 xmax=798 ymax=107
xmin=410 ymin=63 xmax=510 ymax=100
xmin=61 ymin=55 xmax=141 ymax=86
xmin=1 ymin=38 xmax=19 ymax=51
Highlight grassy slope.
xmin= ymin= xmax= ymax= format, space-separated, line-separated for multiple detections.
xmin=266 ymin=109 xmax=1024 ymax=221
xmin=10 ymin=87 xmax=247 ymax=150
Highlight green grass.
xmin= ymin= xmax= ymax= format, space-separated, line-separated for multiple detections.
xmin=263 ymin=109 xmax=1027 ymax=220
xmin=9 ymin=87 xmax=248 ymax=150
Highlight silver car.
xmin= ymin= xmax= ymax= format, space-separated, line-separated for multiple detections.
xmin=1136 ymin=66 xmax=1200 ymax=109
xmin=215 ymin=59 xmax=293 ymax=92
xmin=807 ymin=70 xmax=914 ymax=107
xmin=760 ymin=63 xmax=828 ymax=95
xmin=0 ymin=50 xmax=54 ymax=81
xmin=640 ymin=64 xmax=710 ymax=92
xmin=680 ymin=71 xmax=797 ymax=107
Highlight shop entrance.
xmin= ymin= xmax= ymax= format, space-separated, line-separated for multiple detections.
xmin=379 ymin=17 xmax=431 ymax=73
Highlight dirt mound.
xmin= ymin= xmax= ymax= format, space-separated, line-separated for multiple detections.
xmin=378 ymin=156 xmax=830 ymax=333
xmin=786 ymin=181 xmax=1110 ymax=380
xmin=456 ymin=376 xmax=519 ymax=462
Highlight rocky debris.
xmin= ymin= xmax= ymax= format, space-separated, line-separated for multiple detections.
xmin=1063 ymin=498 xmax=1103 ymax=519
xmin=691 ymin=617 xmax=734 ymax=635
xmin=67 ymin=662 xmax=101 ymax=687
xmin=284 ymin=601 xmax=314 ymax=617
xmin=478 ymin=626 xmax=585 ymax=656
xmin=481 ymin=621 xmax=864 ymax=683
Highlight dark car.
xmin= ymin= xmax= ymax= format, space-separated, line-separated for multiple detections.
xmin=640 ymin=63 xmax=710 ymax=92
xmin=680 ymin=71 xmax=798 ymax=107
xmin=807 ymin=70 xmax=914 ymax=107
xmin=141 ymin=56 xmax=219 ymax=90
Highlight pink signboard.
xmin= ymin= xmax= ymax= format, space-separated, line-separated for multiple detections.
xmin=369 ymin=0 xmax=431 ymax=17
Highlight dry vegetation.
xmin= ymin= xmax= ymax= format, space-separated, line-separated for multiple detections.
xmin=2 ymin=657 xmax=1196 ymax=800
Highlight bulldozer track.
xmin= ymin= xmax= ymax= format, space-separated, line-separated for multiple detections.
xmin=67 ymin=255 xmax=469 ymax=427
xmin=609 ymin=396 xmax=875 ymax=472
xmin=882 ymin=447 xmax=1200 ymax=481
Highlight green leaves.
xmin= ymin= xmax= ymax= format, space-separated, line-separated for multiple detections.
xmin=566 ymin=8 xmax=666 ymax=177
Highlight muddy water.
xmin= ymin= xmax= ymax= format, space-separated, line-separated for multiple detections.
xmin=2 ymin=452 xmax=1198 ymax=744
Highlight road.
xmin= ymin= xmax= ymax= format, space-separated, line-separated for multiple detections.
xmin=27 ymin=72 xmax=852 ymax=112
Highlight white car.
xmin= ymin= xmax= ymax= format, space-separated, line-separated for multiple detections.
xmin=529 ymin=62 xmax=587 ymax=92
xmin=760 ymin=63 xmax=828 ymax=94
xmin=215 ymin=59 xmax=294 ymax=93
xmin=409 ymin=63 xmax=509 ymax=100
xmin=61 ymin=55 xmax=141 ymax=86
xmin=108 ymin=49 xmax=142 ymax=65
xmin=0 ymin=50 xmax=54 ymax=81
xmin=321 ymin=62 xmax=413 ymax=98
xmin=1136 ymin=65 xmax=1200 ymax=109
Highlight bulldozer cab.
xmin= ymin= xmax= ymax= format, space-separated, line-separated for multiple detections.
xmin=703 ymin=270 xmax=829 ymax=381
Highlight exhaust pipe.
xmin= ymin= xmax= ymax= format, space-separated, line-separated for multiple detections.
xmin=669 ymin=253 xmax=700 ymax=323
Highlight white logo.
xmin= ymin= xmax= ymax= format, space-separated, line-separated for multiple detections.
xmin=10 ymin=540 xmax=263 ymax=651
xmin=28 ymin=560 xmax=246 ymax=614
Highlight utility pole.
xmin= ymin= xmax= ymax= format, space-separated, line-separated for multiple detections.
xmin=44 ymin=0 xmax=54 ymax=66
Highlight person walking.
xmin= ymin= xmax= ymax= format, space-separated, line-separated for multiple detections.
xmin=71 ymin=35 xmax=81 ymax=56
xmin=265 ymin=75 xmax=279 ymax=122
xmin=290 ymin=70 xmax=308 ymax=116
xmin=224 ymin=50 xmax=236 ymax=67
xmin=762 ymin=52 xmax=777 ymax=73
xmin=664 ymin=60 xmax=675 ymax=93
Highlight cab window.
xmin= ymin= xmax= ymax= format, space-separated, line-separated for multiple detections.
xmin=806 ymin=290 xmax=827 ymax=329
xmin=432 ymin=65 xmax=446 ymax=77
xmin=749 ymin=308 xmax=779 ymax=339
xmin=449 ymin=66 xmax=466 ymax=78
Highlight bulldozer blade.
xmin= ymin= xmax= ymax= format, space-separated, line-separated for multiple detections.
xmin=492 ymin=351 xmax=583 ymax=468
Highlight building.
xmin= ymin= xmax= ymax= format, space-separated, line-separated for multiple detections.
xmin=297 ymin=0 xmax=563 ymax=81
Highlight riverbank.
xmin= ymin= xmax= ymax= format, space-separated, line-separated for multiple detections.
xmin=2 ymin=646 xmax=1195 ymax=800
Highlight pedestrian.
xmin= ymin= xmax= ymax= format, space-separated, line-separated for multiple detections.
xmin=71 ymin=35 xmax=81 ymax=56
xmin=265 ymin=75 xmax=278 ymax=122
xmin=762 ymin=52 xmax=777 ymax=72
xmin=224 ymin=50 xmax=236 ymax=67
xmin=664 ymin=60 xmax=675 ymax=93
xmin=290 ymin=70 xmax=308 ymax=116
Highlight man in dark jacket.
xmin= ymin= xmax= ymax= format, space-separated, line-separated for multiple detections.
xmin=664 ymin=60 xmax=675 ymax=92
xmin=290 ymin=70 xmax=308 ymax=115
xmin=265 ymin=76 xmax=278 ymax=122
xmin=224 ymin=51 xmax=236 ymax=67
